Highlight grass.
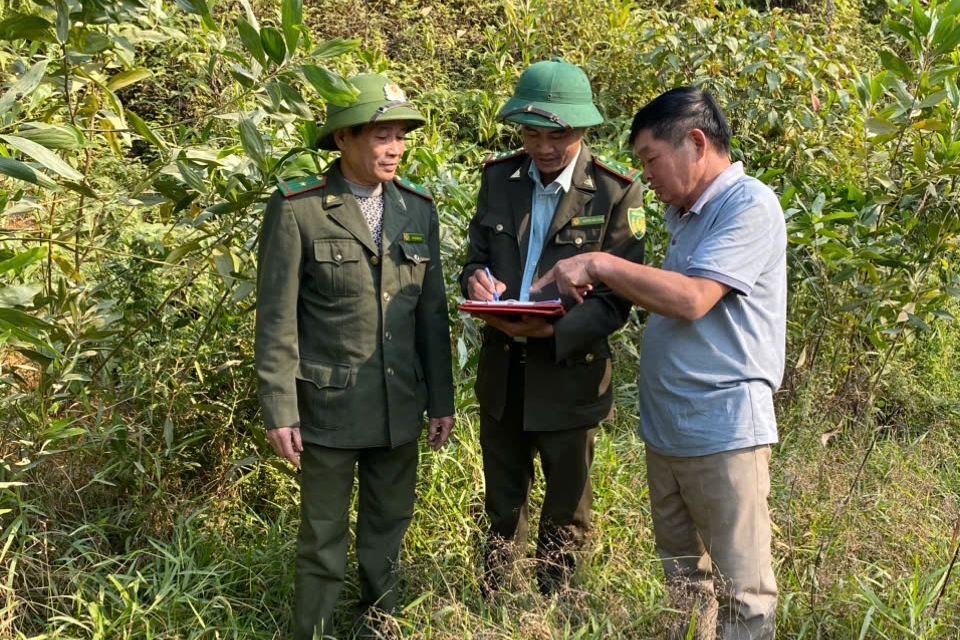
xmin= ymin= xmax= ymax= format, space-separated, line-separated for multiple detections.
xmin=4 ymin=339 xmax=959 ymax=639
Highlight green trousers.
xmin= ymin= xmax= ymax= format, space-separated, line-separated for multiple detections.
xmin=479 ymin=348 xmax=597 ymax=594
xmin=294 ymin=441 xmax=419 ymax=640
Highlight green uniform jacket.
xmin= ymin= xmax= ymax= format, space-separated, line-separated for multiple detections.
xmin=255 ymin=161 xmax=455 ymax=449
xmin=460 ymin=145 xmax=645 ymax=432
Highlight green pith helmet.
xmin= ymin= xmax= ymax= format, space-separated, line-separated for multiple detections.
xmin=498 ymin=58 xmax=603 ymax=129
xmin=315 ymin=74 xmax=426 ymax=150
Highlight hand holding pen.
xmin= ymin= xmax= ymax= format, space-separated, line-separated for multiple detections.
xmin=467 ymin=265 xmax=507 ymax=301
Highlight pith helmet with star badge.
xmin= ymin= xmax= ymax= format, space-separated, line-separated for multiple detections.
xmin=315 ymin=74 xmax=426 ymax=150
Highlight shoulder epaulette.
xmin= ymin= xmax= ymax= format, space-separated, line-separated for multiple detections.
xmin=483 ymin=148 xmax=526 ymax=165
xmin=593 ymin=155 xmax=641 ymax=182
xmin=394 ymin=176 xmax=433 ymax=202
xmin=276 ymin=174 xmax=326 ymax=197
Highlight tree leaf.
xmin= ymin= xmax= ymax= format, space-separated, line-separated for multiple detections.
xmin=16 ymin=123 xmax=83 ymax=150
xmin=282 ymin=0 xmax=303 ymax=56
xmin=62 ymin=180 xmax=97 ymax=198
xmin=275 ymin=81 xmax=314 ymax=119
xmin=210 ymin=245 xmax=239 ymax=284
xmin=0 ymin=317 xmax=54 ymax=350
xmin=918 ymin=89 xmax=948 ymax=109
xmin=229 ymin=64 xmax=257 ymax=88
xmin=865 ymin=118 xmax=899 ymax=134
xmin=239 ymin=117 xmax=268 ymax=171
xmin=261 ymin=26 xmax=286 ymax=65
xmin=55 ymin=0 xmax=69 ymax=44
xmin=0 ymin=135 xmax=83 ymax=181
xmin=106 ymin=68 xmax=153 ymax=91
xmin=0 ymin=59 xmax=49 ymax=114
xmin=911 ymin=118 xmax=947 ymax=131
xmin=166 ymin=239 xmax=202 ymax=265
xmin=0 ymin=156 xmax=57 ymax=188
xmin=173 ymin=0 xmax=216 ymax=31
xmin=946 ymin=0 xmax=960 ymax=20
xmin=911 ymin=0 xmax=931 ymax=38
xmin=237 ymin=19 xmax=265 ymax=66
xmin=932 ymin=16 xmax=960 ymax=56
xmin=0 ymin=247 xmax=47 ymax=275
xmin=176 ymin=159 xmax=207 ymax=193
xmin=0 ymin=308 xmax=55 ymax=334
xmin=879 ymin=49 xmax=913 ymax=80
xmin=312 ymin=37 xmax=361 ymax=59
xmin=301 ymin=65 xmax=358 ymax=106
xmin=0 ymin=13 xmax=57 ymax=43
xmin=126 ymin=110 xmax=168 ymax=152
xmin=0 ymin=284 xmax=42 ymax=308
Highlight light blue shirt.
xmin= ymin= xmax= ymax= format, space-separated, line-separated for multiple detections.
xmin=518 ymin=147 xmax=581 ymax=301
xmin=636 ymin=162 xmax=787 ymax=457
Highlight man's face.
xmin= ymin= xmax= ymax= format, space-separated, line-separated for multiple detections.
xmin=335 ymin=122 xmax=410 ymax=185
xmin=521 ymin=125 xmax=584 ymax=180
xmin=632 ymin=128 xmax=698 ymax=208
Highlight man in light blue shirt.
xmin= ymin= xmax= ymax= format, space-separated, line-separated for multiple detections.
xmin=535 ymin=87 xmax=784 ymax=639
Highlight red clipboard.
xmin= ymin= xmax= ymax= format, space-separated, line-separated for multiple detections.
xmin=458 ymin=299 xmax=566 ymax=318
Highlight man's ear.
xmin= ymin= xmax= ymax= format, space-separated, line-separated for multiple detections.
xmin=333 ymin=129 xmax=348 ymax=151
xmin=689 ymin=129 xmax=708 ymax=158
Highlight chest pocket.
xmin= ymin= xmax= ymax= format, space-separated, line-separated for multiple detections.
xmin=312 ymin=239 xmax=365 ymax=297
xmin=480 ymin=216 xmax=517 ymax=240
xmin=396 ymin=240 xmax=431 ymax=294
xmin=555 ymin=222 xmax=603 ymax=249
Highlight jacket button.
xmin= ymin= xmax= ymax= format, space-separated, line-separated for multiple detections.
xmin=574 ymin=237 xmax=583 ymax=246
xmin=335 ymin=253 xmax=342 ymax=261
xmin=386 ymin=367 xmax=395 ymax=376
xmin=382 ymin=292 xmax=390 ymax=301
xmin=495 ymin=223 xmax=504 ymax=232
xmin=371 ymin=255 xmax=380 ymax=265
xmin=503 ymin=344 xmax=510 ymax=352
xmin=585 ymin=353 xmax=595 ymax=362
xmin=413 ymin=254 xmax=420 ymax=262
xmin=385 ymin=331 xmax=392 ymax=341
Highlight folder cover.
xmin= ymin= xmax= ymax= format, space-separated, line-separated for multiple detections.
xmin=457 ymin=299 xmax=566 ymax=318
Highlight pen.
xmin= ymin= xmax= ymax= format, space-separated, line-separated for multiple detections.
xmin=483 ymin=267 xmax=500 ymax=301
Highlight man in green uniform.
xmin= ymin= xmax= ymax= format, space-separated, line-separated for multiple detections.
xmin=459 ymin=59 xmax=646 ymax=595
xmin=255 ymin=74 xmax=455 ymax=639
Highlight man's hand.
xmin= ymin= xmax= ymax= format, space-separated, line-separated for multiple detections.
xmin=267 ymin=426 xmax=303 ymax=469
xmin=467 ymin=267 xmax=507 ymax=301
xmin=428 ymin=416 xmax=454 ymax=450
xmin=531 ymin=253 xmax=599 ymax=304
xmin=478 ymin=313 xmax=555 ymax=338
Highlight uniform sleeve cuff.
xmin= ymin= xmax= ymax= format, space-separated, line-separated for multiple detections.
xmin=260 ymin=395 xmax=300 ymax=430
xmin=428 ymin=399 xmax=455 ymax=418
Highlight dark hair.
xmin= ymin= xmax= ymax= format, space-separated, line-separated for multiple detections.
xmin=628 ymin=87 xmax=732 ymax=153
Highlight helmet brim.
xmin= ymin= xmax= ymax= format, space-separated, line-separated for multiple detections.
xmin=315 ymin=105 xmax=426 ymax=150
xmin=499 ymin=96 xmax=603 ymax=129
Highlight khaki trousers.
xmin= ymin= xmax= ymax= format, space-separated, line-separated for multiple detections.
xmin=646 ymin=445 xmax=777 ymax=640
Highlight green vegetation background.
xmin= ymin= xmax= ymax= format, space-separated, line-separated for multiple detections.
xmin=1 ymin=0 xmax=959 ymax=637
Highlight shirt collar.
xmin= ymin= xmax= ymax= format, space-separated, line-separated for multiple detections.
xmin=528 ymin=144 xmax=582 ymax=194
xmin=667 ymin=161 xmax=745 ymax=219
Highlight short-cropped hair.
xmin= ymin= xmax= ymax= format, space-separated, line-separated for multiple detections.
xmin=629 ymin=87 xmax=732 ymax=153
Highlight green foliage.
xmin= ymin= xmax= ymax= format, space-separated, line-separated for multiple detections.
xmin=1 ymin=0 xmax=959 ymax=637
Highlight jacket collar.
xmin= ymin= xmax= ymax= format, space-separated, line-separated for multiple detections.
xmin=320 ymin=160 xmax=412 ymax=255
